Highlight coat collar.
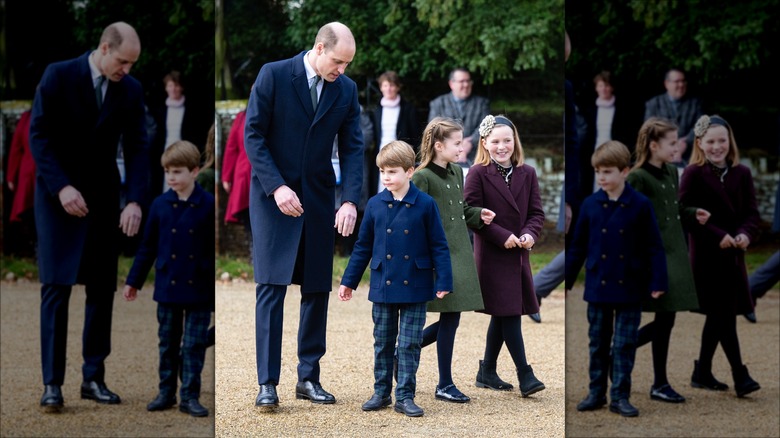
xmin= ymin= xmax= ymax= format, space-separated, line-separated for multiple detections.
xmin=426 ymin=162 xmax=455 ymax=179
xmin=378 ymin=181 xmax=421 ymax=205
xmin=291 ymin=51 xmax=342 ymax=122
xmin=592 ymin=181 xmax=638 ymax=205
xmin=162 ymin=182 xmax=207 ymax=205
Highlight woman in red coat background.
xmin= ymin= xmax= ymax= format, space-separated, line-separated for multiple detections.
xmin=220 ymin=109 xmax=252 ymax=257
xmin=5 ymin=109 xmax=37 ymax=257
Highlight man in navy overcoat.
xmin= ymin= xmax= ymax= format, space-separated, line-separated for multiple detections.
xmin=245 ymin=22 xmax=364 ymax=407
xmin=29 ymin=22 xmax=149 ymax=411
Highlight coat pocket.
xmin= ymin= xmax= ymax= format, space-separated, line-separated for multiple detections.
xmin=370 ymin=258 xmax=382 ymax=288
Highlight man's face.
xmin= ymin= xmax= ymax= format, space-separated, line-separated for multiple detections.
xmin=664 ymin=70 xmax=687 ymax=100
xmin=99 ymin=41 xmax=140 ymax=82
xmin=313 ymin=41 xmax=355 ymax=82
xmin=448 ymin=71 xmax=473 ymax=100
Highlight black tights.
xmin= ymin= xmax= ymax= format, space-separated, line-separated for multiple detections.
xmin=637 ymin=312 xmax=676 ymax=387
xmin=421 ymin=312 xmax=461 ymax=387
xmin=698 ymin=312 xmax=743 ymax=370
xmin=482 ymin=315 xmax=528 ymax=370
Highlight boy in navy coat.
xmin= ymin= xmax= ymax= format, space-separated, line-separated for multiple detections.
xmin=339 ymin=141 xmax=453 ymax=417
xmin=123 ymin=141 xmax=215 ymax=417
xmin=565 ymin=141 xmax=667 ymax=418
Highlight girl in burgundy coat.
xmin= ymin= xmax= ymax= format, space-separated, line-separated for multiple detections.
xmin=464 ymin=115 xmax=546 ymax=397
xmin=679 ymin=115 xmax=761 ymax=398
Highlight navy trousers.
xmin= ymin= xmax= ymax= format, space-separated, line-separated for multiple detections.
xmin=40 ymin=283 xmax=114 ymax=385
xmin=586 ymin=302 xmax=641 ymax=401
xmin=255 ymin=283 xmax=329 ymax=385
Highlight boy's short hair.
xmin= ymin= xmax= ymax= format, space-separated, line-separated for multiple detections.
xmin=591 ymin=140 xmax=631 ymax=170
xmin=161 ymin=140 xmax=201 ymax=170
xmin=376 ymin=140 xmax=416 ymax=170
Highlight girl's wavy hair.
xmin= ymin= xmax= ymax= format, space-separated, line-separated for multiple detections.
xmin=416 ymin=117 xmax=464 ymax=170
xmin=689 ymin=114 xmax=740 ymax=167
xmin=632 ymin=117 xmax=678 ymax=170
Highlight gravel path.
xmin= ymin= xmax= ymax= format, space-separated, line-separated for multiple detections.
xmin=214 ymin=282 xmax=566 ymax=437
xmin=0 ymin=283 xmax=214 ymax=437
xmin=565 ymin=287 xmax=780 ymax=437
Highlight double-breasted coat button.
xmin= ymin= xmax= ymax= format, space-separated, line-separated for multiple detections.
xmin=405 ymin=204 xmax=410 ymax=208
xmin=171 ymin=280 xmax=176 ymax=285
xmin=601 ymin=280 xmax=606 ymax=285
xmin=458 ymin=200 xmax=462 ymax=205
xmin=621 ymin=204 xmax=626 ymax=208
xmin=603 ymin=203 xmax=608 ymax=208
xmin=449 ymin=200 xmax=453 ymax=205
xmin=189 ymin=229 xmax=194 ymax=234
xmin=387 ymin=229 xmax=392 ymax=234
xmin=189 ymin=255 xmax=194 ymax=259
xmin=386 ymin=280 xmax=391 ymax=285
xmin=450 ymin=217 xmax=455 ymax=221
xmin=619 ymin=254 xmax=624 ymax=259
xmin=386 ymin=254 xmax=392 ymax=260
xmin=618 ymin=280 xmax=624 ymax=285
xmin=677 ymin=215 xmax=681 ymax=219
xmin=172 ymin=228 xmax=177 ymax=233
xmin=404 ymin=255 xmax=410 ymax=260
xmin=188 ymin=280 xmax=193 ymax=285
xmin=619 ymin=229 xmax=624 ymax=234
xmin=388 ymin=204 xmax=393 ymax=208
xmin=404 ymin=230 xmax=409 ymax=234
xmin=190 ymin=203 xmax=195 ymax=207
xmin=403 ymin=280 xmax=409 ymax=285
xmin=602 ymin=228 xmax=607 ymax=233
xmin=173 ymin=203 xmax=178 ymax=208
xmin=446 ymin=184 xmax=450 ymax=189
xmin=601 ymin=254 xmax=607 ymax=259
xmin=461 ymin=214 xmax=465 ymax=220
xmin=661 ymin=184 xmax=666 ymax=189
xmin=171 ymin=254 xmax=177 ymax=259
xmin=456 ymin=184 xmax=460 ymax=189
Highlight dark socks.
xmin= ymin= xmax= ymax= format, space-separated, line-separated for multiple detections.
xmin=421 ymin=313 xmax=461 ymax=387
xmin=699 ymin=313 xmax=744 ymax=371
xmin=650 ymin=312 xmax=675 ymax=387
xmin=484 ymin=316 xmax=528 ymax=369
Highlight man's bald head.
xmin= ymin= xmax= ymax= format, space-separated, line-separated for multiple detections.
xmin=314 ymin=22 xmax=355 ymax=52
xmin=100 ymin=22 xmax=141 ymax=52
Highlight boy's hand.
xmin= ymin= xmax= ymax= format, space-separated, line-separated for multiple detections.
xmin=734 ymin=233 xmax=750 ymax=250
xmin=436 ymin=291 xmax=449 ymax=299
xmin=650 ymin=290 xmax=665 ymax=299
xmin=338 ymin=285 xmax=353 ymax=301
xmin=480 ymin=208 xmax=496 ymax=225
xmin=123 ymin=285 xmax=138 ymax=302
xmin=719 ymin=234 xmax=736 ymax=249
xmin=695 ymin=208 xmax=711 ymax=225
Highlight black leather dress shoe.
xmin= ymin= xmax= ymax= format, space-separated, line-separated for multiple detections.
xmin=650 ymin=384 xmax=685 ymax=403
xmin=40 ymin=385 xmax=64 ymax=412
xmin=576 ymin=393 xmax=606 ymax=411
xmin=361 ymin=393 xmax=392 ymax=411
xmin=180 ymin=398 xmax=209 ymax=417
xmin=147 ymin=393 xmax=177 ymax=411
xmin=394 ymin=398 xmax=423 ymax=417
xmin=295 ymin=381 xmax=336 ymax=404
xmin=81 ymin=381 xmax=121 ymax=404
xmin=255 ymin=384 xmax=279 ymax=407
xmin=744 ymin=312 xmax=757 ymax=323
xmin=435 ymin=384 xmax=470 ymax=403
xmin=528 ymin=312 xmax=541 ymax=323
xmin=609 ymin=398 xmax=639 ymax=417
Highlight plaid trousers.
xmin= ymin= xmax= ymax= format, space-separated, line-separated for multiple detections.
xmin=586 ymin=302 xmax=641 ymax=401
xmin=372 ymin=302 xmax=427 ymax=401
xmin=157 ymin=303 xmax=211 ymax=401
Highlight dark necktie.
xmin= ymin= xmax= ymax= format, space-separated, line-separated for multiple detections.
xmin=310 ymin=76 xmax=321 ymax=111
xmin=95 ymin=75 xmax=105 ymax=110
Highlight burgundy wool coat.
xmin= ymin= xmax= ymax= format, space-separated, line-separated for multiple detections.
xmin=464 ymin=162 xmax=545 ymax=316
xmin=679 ymin=163 xmax=760 ymax=315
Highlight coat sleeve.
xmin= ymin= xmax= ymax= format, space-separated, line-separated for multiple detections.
xmin=679 ymin=166 xmax=728 ymax=241
xmin=642 ymin=201 xmax=669 ymax=293
xmin=126 ymin=199 xmax=161 ymax=289
xmin=29 ymin=65 xmax=70 ymax=196
xmin=565 ymin=201 xmax=590 ymax=290
xmin=341 ymin=202 xmax=375 ymax=289
xmin=520 ymin=169 xmax=545 ymax=241
xmin=6 ymin=111 xmax=30 ymax=187
xmin=337 ymin=80 xmax=365 ymax=205
xmin=736 ymin=168 xmax=761 ymax=242
xmin=221 ymin=112 xmax=244 ymax=184
xmin=120 ymin=82 xmax=150 ymax=205
xmin=245 ymin=64 xmax=286 ymax=197
xmin=426 ymin=200 xmax=453 ymax=292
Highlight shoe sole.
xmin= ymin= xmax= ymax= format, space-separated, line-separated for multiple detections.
xmin=690 ymin=381 xmax=728 ymax=391
xmin=147 ymin=403 xmax=176 ymax=411
xmin=576 ymin=402 xmax=606 ymax=412
xmin=394 ymin=406 xmax=423 ymax=417
xmin=521 ymin=384 xmax=546 ymax=398
xmin=434 ymin=394 xmax=470 ymax=403
xmin=609 ymin=405 xmax=639 ymax=417
xmin=475 ymin=381 xmax=514 ymax=391
xmin=361 ymin=401 xmax=392 ymax=411
xmin=295 ymin=394 xmax=336 ymax=404
xmin=40 ymin=404 xmax=63 ymax=414
xmin=736 ymin=384 xmax=761 ymax=398
xmin=81 ymin=394 xmax=121 ymax=404
xmin=255 ymin=401 xmax=279 ymax=408
xmin=180 ymin=406 xmax=208 ymax=417
xmin=650 ymin=394 xmax=685 ymax=403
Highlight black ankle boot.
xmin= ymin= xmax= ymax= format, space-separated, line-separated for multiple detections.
xmin=691 ymin=360 xmax=728 ymax=391
xmin=475 ymin=360 xmax=513 ymax=391
xmin=732 ymin=365 xmax=760 ymax=397
xmin=517 ymin=364 xmax=545 ymax=397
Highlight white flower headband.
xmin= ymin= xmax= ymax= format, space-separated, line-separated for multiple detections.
xmin=693 ymin=114 xmax=730 ymax=138
xmin=479 ymin=115 xmax=496 ymax=138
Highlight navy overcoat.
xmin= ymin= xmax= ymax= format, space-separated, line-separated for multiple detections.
xmin=125 ymin=184 xmax=215 ymax=308
xmin=29 ymin=52 xmax=149 ymax=289
xmin=341 ymin=183 xmax=453 ymax=303
xmin=244 ymin=51 xmax=364 ymax=292
xmin=565 ymin=183 xmax=668 ymax=304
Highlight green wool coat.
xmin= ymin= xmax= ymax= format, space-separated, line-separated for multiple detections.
xmin=412 ymin=163 xmax=485 ymax=312
xmin=627 ymin=163 xmax=699 ymax=312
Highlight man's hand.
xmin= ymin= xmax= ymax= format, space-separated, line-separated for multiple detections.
xmin=273 ymin=185 xmax=303 ymax=217
xmin=59 ymin=185 xmax=89 ymax=217
xmin=334 ymin=202 xmax=357 ymax=237
xmin=119 ymin=202 xmax=142 ymax=237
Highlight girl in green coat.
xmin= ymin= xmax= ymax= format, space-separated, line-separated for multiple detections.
xmin=412 ymin=117 xmax=495 ymax=403
xmin=627 ymin=118 xmax=709 ymax=403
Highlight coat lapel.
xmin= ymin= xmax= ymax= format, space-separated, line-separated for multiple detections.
xmin=484 ymin=164 xmax=521 ymax=213
xmin=291 ymin=55 xmax=315 ymax=119
xmin=314 ymin=79 xmax=341 ymax=124
xmin=701 ymin=164 xmax=736 ymax=213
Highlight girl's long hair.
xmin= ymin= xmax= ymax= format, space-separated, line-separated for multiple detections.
xmin=417 ymin=117 xmax=463 ymax=170
xmin=632 ymin=117 xmax=678 ymax=170
xmin=689 ymin=114 xmax=740 ymax=167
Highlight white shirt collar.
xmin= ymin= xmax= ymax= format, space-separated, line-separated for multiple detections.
xmin=88 ymin=51 xmax=103 ymax=85
xmin=303 ymin=51 xmax=319 ymax=85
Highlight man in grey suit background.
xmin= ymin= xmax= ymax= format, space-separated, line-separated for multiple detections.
xmin=644 ymin=68 xmax=702 ymax=165
xmin=428 ymin=68 xmax=490 ymax=166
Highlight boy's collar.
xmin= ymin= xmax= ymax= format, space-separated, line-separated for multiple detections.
xmin=379 ymin=181 xmax=420 ymax=204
